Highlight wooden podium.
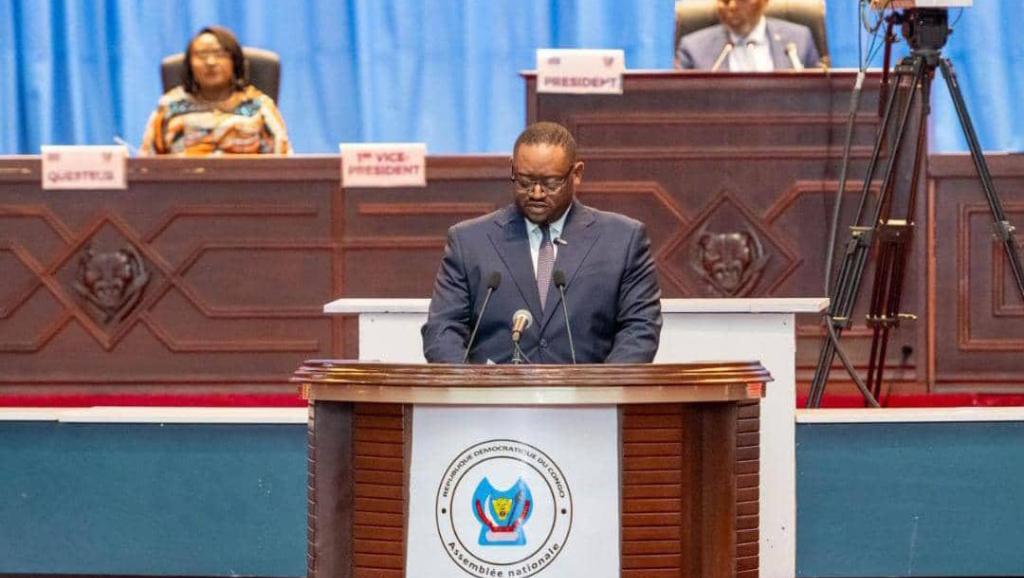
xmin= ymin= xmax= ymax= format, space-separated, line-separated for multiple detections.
xmin=296 ymin=360 xmax=770 ymax=578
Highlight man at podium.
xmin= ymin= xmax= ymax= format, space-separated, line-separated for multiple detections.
xmin=421 ymin=122 xmax=662 ymax=364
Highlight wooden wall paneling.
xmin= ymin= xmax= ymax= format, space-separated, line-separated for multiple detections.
xmin=340 ymin=156 xmax=510 ymax=299
xmin=701 ymin=403 xmax=737 ymax=577
xmin=338 ymin=156 xmax=509 ymax=358
xmin=622 ymin=401 xmax=755 ymax=577
xmin=526 ymin=71 xmax=928 ymax=389
xmin=678 ymin=404 xmax=703 ymax=578
xmin=0 ymin=156 xmax=511 ymax=399
xmin=0 ymin=157 xmax=338 ymax=398
xmin=351 ymin=403 xmax=408 ymax=577
xmin=735 ymin=400 xmax=760 ymax=578
xmin=621 ymin=403 xmax=686 ymax=578
xmin=928 ymin=154 xmax=1024 ymax=391
xmin=308 ymin=401 xmax=354 ymax=578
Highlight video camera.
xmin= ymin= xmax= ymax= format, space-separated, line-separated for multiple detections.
xmin=871 ymin=0 xmax=972 ymax=52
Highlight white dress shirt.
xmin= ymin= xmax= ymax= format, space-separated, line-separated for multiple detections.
xmin=728 ymin=16 xmax=774 ymax=72
xmin=525 ymin=205 xmax=570 ymax=276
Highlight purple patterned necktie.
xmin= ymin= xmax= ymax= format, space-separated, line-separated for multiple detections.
xmin=537 ymin=225 xmax=554 ymax=311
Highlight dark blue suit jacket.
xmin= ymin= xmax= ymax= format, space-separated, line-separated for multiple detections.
xmin=677 ymin=17 xmax=821 ymax=70
xmin=421 ymin=201 xmax=662 ymax=364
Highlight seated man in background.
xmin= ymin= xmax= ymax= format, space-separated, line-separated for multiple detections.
xmin=421 ymin=122 xmax=662 ymax=364
xmin=141 ymin=26 xmax=290 ymax=155
xmin=676 ymin=0 xmax=821 ymax=71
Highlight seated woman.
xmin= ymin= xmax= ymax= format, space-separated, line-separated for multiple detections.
xmin=141 ymin=26 xmax=290 ymax=155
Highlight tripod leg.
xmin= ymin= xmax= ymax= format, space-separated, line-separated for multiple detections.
xmin=825 ymin=71 xmax=867 ymax=295
xmin=867 ymin=58 xmax=927 ymax=226
xmin=865 ymin=226 xmax=912 ymax=403
xmin=808 ymin=228 xmax=871 ymax=408
xmin=851 ymin=58 xmax=917 ymax=224
xmin=873 ymin=228 xmax=914 ymax=402
xmin=939 ymin=58 xmax=1024 ymax=299
xmin=808 ymin=61 xmax=912 ymax=408
xmin=808 ymin=334 xmax=838 ymax=408
xmin=870 ymin=327 xmax=893 ymax=403
xmin=864 ymin=239 xmax=895 ymax=399
xmin=865 ymin=90 xmax=929 ymax=403
xmin=807 ymin=58 xmax=926 ymax=408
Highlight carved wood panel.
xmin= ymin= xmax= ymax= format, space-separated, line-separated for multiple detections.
xmin=0 ymin=159 xmax=335 ymax=398
xmin=4 ymin=125 xmax=1017 ymax=398
xmin=527 ymin=71 xmax=927 ymax=386
xmin=928 ymin=154 xmax=1024 ymax=390
xmin=339 ymin=157 xmax=509 ymax=298
xmin=0 ymin=156 xmax=510 ymax=399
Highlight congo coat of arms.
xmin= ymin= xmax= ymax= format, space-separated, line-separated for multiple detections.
xmin=472 ymin=477 xmax=534 ymax=546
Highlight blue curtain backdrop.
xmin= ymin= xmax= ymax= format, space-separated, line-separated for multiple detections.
xmin=1 ymin=0 xmax=1020 ymax=155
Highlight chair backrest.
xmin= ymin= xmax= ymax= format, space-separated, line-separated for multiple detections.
xmin=160 ymin=47 xmax=281 ymax=103
xmin=675 ymin=0 xmax=830 ymax=67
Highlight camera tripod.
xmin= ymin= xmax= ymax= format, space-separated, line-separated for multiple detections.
xmin=806 ymin=8 xmax=1024 ymax=408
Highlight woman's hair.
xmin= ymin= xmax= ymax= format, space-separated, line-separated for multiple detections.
xmin=182 ymin=25 xmax=248 ymax=94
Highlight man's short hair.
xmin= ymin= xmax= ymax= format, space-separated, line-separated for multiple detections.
xmin=513 ymin=122 xmax=577 ymax=163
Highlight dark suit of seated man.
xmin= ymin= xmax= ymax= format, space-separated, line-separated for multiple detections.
xmin=421 ymin=122 xmax=662 ymax=364
xmin=677 ymin=0 xmax=821 ymax=71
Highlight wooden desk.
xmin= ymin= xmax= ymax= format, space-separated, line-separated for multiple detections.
xmin=524 ymin=70 xmax=933 ymax=387
xmin=0 ymin=156 xmax=508 ymax=399
xmin=2 ymin=117 xmax=1020 ymax=400
xmin=927 ymin=153 xmax=1024 ymax=391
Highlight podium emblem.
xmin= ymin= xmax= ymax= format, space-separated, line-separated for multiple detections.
xmin=435 ymin=439 xmax=572 ymax=577
xmin=472 ymin=477 xmax=533 ymax=546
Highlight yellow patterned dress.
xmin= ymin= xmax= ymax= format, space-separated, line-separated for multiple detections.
xmin=140 ymin=85 xmax=290 ymax=155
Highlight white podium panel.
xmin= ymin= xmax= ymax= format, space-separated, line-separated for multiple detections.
xmin=406 ymin=406 xmax=619 ymax=578
xmin=324 ymin=297 xmax=826 ymax=578
xmin=655 ymin=309 xmax=801 ymax=578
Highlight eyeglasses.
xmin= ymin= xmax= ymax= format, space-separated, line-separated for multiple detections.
xmin=511 ymin=165 xmax=576 ymax=194
xmin=192 ymin=49 xmax=230 ymax=60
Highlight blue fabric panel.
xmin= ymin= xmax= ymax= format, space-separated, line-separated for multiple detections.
xmin=0 ymin=1 xmax=1019 ymax=154
xmin=797 ymin=421 xmax=1024 ymax=577
xmin=4 ymin=419 xmax=1024 ymax=575
xmin=0 ymin=421 xmax=307 ymax=576
xmin=826 ymin=3 xmax=1023 ymax=153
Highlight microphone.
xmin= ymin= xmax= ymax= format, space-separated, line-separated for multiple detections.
xmin=511 ymin=309 xmax=533 ymax=344
xmin=711 ymin=42 xmax=734 ymax=72
xmin=552 ymin=270 xmax=577 ymax=364
xmin=113 ymin=136 xmax=140 ymax=157
xmin=553 ymin=236 xmax=568 ymax=246
xmin=785 ymin=42 xmax=804 ymax=71
xmin=462 ymin=272 xmax=501 ymax=363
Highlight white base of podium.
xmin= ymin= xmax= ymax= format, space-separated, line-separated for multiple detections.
xmin=326 ymin=297 xmax=827 ymax=578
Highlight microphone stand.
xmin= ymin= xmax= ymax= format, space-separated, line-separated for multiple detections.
xmin=511 ymin=342 xmax=524 ymax=365
xmin=511 ymin=341 xmax=531 ymax=365
xmin=711 ymin=42 xmax=734 ymax=72
xmin=462 ymin=273 xmax=501 ymax=363
xmin=553 ymin=271 xmax=577 ymax=364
